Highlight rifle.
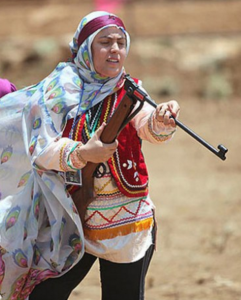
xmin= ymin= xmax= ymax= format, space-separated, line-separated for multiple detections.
xmin=124 ymin=75 xmax=228 ymax=161
xmin=72 ymin=75 xmax=228 ymax=224
xmin=72 ymin=91 xmax=144 ymax=224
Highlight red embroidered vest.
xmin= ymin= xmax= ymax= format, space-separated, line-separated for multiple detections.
xmin=63 ymin=79 xmax=149 ymax=198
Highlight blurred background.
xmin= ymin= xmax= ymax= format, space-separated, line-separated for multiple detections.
xmin=1 ymin=0 xmax=240 ymax=299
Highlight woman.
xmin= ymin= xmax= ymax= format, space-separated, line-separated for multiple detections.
xmin=0 ymin=11 xmax=179 ymax=300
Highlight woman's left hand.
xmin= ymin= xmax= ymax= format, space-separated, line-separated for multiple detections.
xmin=155 ymin=100 xmax=180 ymax=127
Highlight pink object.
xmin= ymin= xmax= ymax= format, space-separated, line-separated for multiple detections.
xmin=0 ymin=78 xmax=17 ymax=97
xmin=94 ymin=0 xmax=125 ymax=12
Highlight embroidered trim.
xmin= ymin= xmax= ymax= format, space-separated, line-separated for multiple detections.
xmin=103 ymin=97 xmax=111 ymax=123
xmin=110 ymin=149 xmax=149 ymax=193
xmin=96 ymin=187 xmax=120 ymax=197
xmin=84 ymin=217 xmax=153 ymax=241
xmin=74 ymin=116 xmax=82 ymax=141
xmin=87 ymin=196 xmax=150 ymax=210
xmin=74 ymin=115 xmax=86 ymax=142
xmin=94 ymin=177 xmax=112 ymax=194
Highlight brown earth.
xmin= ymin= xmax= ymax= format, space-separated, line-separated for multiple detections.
xmin=0 ymin=1 xmax=241 ymax=299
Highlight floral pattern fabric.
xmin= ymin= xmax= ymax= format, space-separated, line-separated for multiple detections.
xmin=0 ymin=11 xmax=131 ymax=299
xmin=0 ymin=62 xmax=95 ymax=300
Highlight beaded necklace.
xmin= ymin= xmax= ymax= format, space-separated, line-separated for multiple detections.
xmin=73 ymin=93 xmax=116 ymax=143
xmin=68 ymin=82 xmax=105 ymax=140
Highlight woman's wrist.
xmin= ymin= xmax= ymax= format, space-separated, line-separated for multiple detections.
xmin=149 ymin=112 xmax=176 ymax=142
xmin=75 ymin=143 xmax=87 ymax=165
xmin=70 ymin=142 xmax=87 ymax=169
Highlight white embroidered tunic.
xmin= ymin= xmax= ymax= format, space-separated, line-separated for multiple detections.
xmin=36 ymin=101 xmax=175 ymax=263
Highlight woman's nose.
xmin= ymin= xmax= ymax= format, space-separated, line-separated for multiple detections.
xmin=111 ymin=42 xmax=119 ymax=52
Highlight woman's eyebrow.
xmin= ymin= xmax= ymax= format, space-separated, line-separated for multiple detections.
xmin=98 ymin=35 xmax=126 ymax=40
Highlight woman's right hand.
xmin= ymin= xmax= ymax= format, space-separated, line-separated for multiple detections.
xmin=78 ymin=123 xmax=118 ymax=163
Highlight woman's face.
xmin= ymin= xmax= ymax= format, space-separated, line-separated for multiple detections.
xmin=91 ymin=26 xmax=127 ymax=78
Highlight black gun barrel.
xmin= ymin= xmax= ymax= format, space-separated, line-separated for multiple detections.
xmin=124 ymin=75 xmax=228 ymax=161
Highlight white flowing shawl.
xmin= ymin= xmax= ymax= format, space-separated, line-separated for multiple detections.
xmin=0 ymin=11 xmax=130 ymax=300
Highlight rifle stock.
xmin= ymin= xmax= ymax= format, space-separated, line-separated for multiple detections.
xmin=72 ymin=92 xmax=138 ymax=224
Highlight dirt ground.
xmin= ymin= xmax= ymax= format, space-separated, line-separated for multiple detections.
xmin=1 ymin=1 xmax=241 ymax=299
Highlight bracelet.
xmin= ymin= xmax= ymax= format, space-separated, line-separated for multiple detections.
xmin=75 ymin=143 xmax=87 ymax=165
xmin=67 ymin=142 xmax=80 ymax=170
xmin=59 ymin=141 xmax=68 ymax=171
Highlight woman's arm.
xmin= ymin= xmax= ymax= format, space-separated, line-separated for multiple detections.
xmin=34 ymin=137 xmax=87 ymax=172
xmin=35 ymin=123 xmax=118 ymax=172
xmin=131 ymin=97 xmax=180 ymax=144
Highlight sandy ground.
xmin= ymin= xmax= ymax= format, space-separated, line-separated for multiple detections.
xmin=1 ymin=1 xmax=241 ymax=299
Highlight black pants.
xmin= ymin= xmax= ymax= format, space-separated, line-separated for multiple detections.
xmin=29 ymin=243 xmax=154 ymax=300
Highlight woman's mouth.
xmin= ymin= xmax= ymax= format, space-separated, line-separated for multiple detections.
xmin=107 ymin=58 xmax=119 ymax=63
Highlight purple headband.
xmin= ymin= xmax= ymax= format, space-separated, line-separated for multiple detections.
xmin=77 ymin=14 xmax=126 ymax=48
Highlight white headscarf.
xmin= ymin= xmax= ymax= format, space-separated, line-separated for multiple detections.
xmin=68 ymin=11 xmax=130 ymax=115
